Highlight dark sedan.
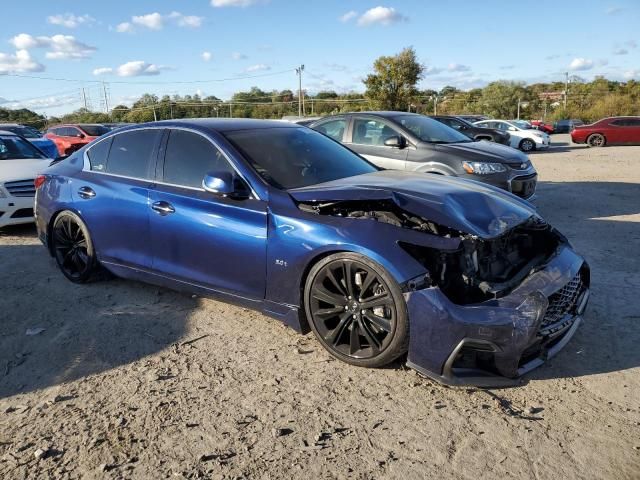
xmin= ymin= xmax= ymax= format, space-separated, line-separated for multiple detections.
xmin=34 ymin=119 xmax=588 ymax=386
xmin=310 ymin=112 xmax=537 ymax=200
xmin=571 ymin=116 xmax=640 ymax=147
xmin=553 ymin=119 xmax=584 ymax=133
xmin=430 ymin=115 xmax=511 ymax=145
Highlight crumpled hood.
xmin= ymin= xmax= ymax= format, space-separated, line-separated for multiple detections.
xmin=433 ymin=140 xmax=526 ymax=163
xmin=289 ymin=170 xmax=537 ymax=239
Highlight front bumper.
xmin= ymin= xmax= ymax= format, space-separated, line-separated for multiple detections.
xmin=404 ymin=245 xmax=589 ymax=387
xmin=0 ymin=195 xmax=35 ymax=228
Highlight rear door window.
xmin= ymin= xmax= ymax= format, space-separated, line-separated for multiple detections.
xmin=313 ymin=119 xmax=347 ymax=142
xmin=162 ymin=129 xmax=233 ymax=189
xmin=105 ymin=129 xmax=161 ymax=179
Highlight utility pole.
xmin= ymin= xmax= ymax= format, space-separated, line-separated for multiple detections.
xmin=82 ymin=88 xmax=88 ymax=110
xmin=169 ymin=101 xmax=174 ymax=119
xmin=433 ymin=95 xmax=438 ymax=115
xmin=102 ymin=82 xmax=109 ymax=113
xmin=152 ymin=106 xmax=157 ymax=121
xmin=564 ymin=72 xmax=569 ymax=110
xmin=517 ymin=98 xmax=521 ymax=119
xmin=229 ymin=103 xmax=232 ymax=118
xmin=295 ymin=65 xmax=305 ymax=117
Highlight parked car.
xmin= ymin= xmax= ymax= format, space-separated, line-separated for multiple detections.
xmin=281 ymin=116 xmax=321 ymax=126
xmin=430 ymin=115 xmax=511 ymax=145
xmin=571 ymin=116 xmax=640 ymax=147
xmin=34 ymin=119 xmax=589 ymax=386
xmin=0 ymin=123 xmax=58 ymax=159
xmin=553 ymin=119 xmax=584 ymax=134
xmin=310 ymin=112 xmax=537 ymax=199
xmin=530 ymin=120 xmax=554 ymax=134
xmin=458 ymin=114 xmax=490 ymax=123
xmin=474 ymin=119 xmax=550 ymax=152
xmin=0 ymin=130 xmax=52 ymax=228
xmin=45 ymin=124 xmax=110 ymax=157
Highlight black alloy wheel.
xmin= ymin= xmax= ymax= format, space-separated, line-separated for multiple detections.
xmin=52 ymin=211 xmax=99 ymax=283
xmin=305 ymin=252 xmax=409 ymax=367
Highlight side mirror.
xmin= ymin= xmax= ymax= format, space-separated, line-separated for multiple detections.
xmin=384 ymin=136 xmax=406 ymax=148
xmin=508 ymin=126 xmax=517 ymax=132
xmin=77 ymin=133 xmax=85 ymax=138
xmin=202 ymin=171 xmax=250 ymax=199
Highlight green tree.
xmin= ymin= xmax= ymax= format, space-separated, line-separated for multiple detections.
xmin=363 ymin=47 xmax=424 ymax=111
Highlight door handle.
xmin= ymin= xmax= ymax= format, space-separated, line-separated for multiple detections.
xmin=77 ymin=186 xmax=96 ymax=199
xmin=151 ymin=201 xmax=175 ymax=216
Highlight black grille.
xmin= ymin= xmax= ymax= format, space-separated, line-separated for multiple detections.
xmin=4 ymin=179 xmax=35 ymax=197
xmin=10 ymin=208 xmax=34 ymax=219
xmin=541 ymin=272 xmax=584 ymax=328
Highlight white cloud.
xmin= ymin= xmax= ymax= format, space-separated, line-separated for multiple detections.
xmin=357 ymin=6 xmax=408 ymax=26
xmin=447 ymin=63 xmax=471 ymax=72
xmin=613 ymin=48 xmax=628 ymax=55
xmin=569 ymin=57 xmax=594 ymax=71
xmin=423 ymin=66 xmax=444 ymax=75
xmin=606 ymin=6 xmax=623 ymax=14
xmin=623 ymin=70 xmax=639 ymax=80
xmin=93 ymin=67 xmax=113 ymax=76
xmin=0 ymin=49 xmax=45 ymax=74
xmin=202 ymin=51 xmax=212 ymax=62
xmin=4 ymin=94 xmax=79 ymax=110
xmin=116 ymin=60 xmax=166 ymax=77
xmin=340 ymin=11 xmax=358 ymax=22
xmin=211 ymin=0 xmax=265 ymax=6
xmin=232 ymin=52 xmax=247 ymax=60
xmin=115 ymin=22 xmax=134 ymax=33
xmin=132 ymin=12 xmax=164 ymax=30
xmin=47 ymin=13 xmax=95 ymax=28
xmin=117 ymin=12 xmax=204 ymax=32
xmin=10 ymin=33 xmax=96 ymax=60
xmin=245 ymin=64 xmax=270 ymax=72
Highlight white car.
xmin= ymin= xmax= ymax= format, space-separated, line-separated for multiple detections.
xmin=474 ymin=119 xmax=550 ymax=152
xmin=0 ymin=130 xmax=52 ymax=228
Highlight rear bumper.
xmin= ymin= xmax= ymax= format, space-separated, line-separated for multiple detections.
xmin=0 ymin=196 xmax=35 ymax=228
xmin=404 ymin=245 xmax=589 ymax=387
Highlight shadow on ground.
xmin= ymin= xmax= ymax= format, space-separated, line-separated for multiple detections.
xmin=0 ymin=225 xmax=198 ymax=399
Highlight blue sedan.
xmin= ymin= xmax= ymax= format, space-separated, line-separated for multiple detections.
xmin=34 ymin=120 xmax=590 ymax=386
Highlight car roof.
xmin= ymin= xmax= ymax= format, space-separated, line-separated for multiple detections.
xmin=0 ymin=130 xmax=19 ymax=136
xmin=113 ymin=118 xmax=301 ymax=133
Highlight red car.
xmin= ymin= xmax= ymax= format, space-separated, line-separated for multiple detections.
xmin=44 ymin=124 xmax=110 ymax=157
xmin=571 ymin=116 xmax=640 ymax=147
xmin=530 ymin=120 xmax=554 ymax=134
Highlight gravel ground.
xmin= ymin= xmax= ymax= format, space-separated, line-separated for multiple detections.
xmin=1 ymin=134 xmax=639 ymax=479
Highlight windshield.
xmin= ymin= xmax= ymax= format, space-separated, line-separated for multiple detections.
xmin=80 ymin=125 xmax=110 ymax=136
xmin=0 ymin=125 xmax=41 ymax=139
xmin=511 ymin=120 xmax=533 ymax=130
xmin=224 ymin=127 xmax=378 ymax=189
xmin=392 ymin=115 xmax=471 ymax=143
xmin=0 ymin=135 xmax=47 ymax=160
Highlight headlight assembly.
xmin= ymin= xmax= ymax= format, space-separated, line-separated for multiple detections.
xmin=462 ymin=161 xmax=507 ymax=175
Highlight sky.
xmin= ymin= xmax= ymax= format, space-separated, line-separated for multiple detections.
xmin=0 ymin=0 xmax=639 ymax=116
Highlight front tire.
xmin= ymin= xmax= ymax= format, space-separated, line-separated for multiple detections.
xmin=587 ymin=133 xmax=606 ymax=147
xmin=519 ymin=138 xmax=536 ymax=152
xmin=304 ymin=252 xmax=409 ymax=368
xmin=51 ymin=211 xmax=101 ymax=283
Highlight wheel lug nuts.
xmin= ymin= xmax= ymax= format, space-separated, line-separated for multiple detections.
xmin=361 ymin=310 xmax=365 ymax=314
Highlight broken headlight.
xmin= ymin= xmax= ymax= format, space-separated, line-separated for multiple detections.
xmin=462 ymin=161 xmax=507 ymax=175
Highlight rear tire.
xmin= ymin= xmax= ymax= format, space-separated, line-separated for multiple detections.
xmin=51 ymin=211 xmax=102 ymax=283
xmin=519 ymin=138 xmax=536 ymax=152
xmin=587 ymin=133 xmax=606 ymax=147
xmin=304 ymin=252 xmax=409 ymax=368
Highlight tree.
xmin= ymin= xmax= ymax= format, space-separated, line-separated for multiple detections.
xmin=363 ymin=47 xmax=423 ymax=111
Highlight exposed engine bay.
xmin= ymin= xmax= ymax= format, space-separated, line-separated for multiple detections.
xmin=298 ymin=199 xmax=563 ymax=304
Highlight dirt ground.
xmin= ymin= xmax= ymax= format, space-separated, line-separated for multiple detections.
xmin=1 ymin=134 xmax=639 ymax=479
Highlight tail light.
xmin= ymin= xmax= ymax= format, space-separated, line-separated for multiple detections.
xmin=34 ymin=175 xmax=47 ymax=189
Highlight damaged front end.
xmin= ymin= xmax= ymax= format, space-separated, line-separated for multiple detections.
xmin=297 ymin=195 xmax=590 ymax=387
